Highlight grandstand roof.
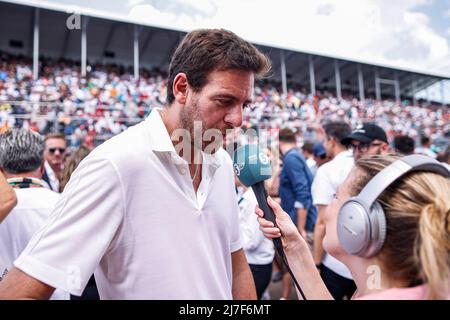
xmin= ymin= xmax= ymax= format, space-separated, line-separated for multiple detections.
xmin=0 ymin=0 xmax=448 ymax=101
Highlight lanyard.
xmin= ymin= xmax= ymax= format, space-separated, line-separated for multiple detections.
xmin=7 ymin=177 xmax=45 ymax=189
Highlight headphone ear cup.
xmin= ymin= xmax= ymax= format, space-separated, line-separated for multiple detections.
xmin=337 ymin=198 xmax=371 ymax=256
xmin=363 ymin=201 xmax=387 ymax=258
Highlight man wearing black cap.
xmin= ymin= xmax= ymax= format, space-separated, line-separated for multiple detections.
xmin=342 ymin=123 xmax=389 ymax=161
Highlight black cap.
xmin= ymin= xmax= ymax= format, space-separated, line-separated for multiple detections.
xmin=341 ymin=123 xmax=388 ymax=145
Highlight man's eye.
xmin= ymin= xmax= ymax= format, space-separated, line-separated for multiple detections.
xmin=217 ymin=99 xmax=231 ymax=105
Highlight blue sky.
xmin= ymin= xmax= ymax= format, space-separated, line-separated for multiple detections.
xmin=4 ymin=0 xmax=450 ymax=102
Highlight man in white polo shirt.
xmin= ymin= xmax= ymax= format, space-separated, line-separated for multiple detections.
xmin=0 ymin=29 xmax=271 ymax=299
xmin=312 ymin=121 xmax=356 ymax=300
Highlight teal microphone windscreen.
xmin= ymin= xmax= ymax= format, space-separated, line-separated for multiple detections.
xmin=232 ymin=144 xmax=272 ymax=187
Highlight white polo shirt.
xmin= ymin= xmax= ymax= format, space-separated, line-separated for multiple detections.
xmin=311 ymin=150 xmax=354 ymax=279
xmin=237 ymin=189 xmax=275 ymax=265
xmin=0 ymin=187 xmax=69 ymax=300
xmin=15 ymin=109 xmax=242 ymax=299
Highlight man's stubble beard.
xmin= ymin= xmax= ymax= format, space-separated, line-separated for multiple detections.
xmin=179 ymin=100 xmax=223 ymax=154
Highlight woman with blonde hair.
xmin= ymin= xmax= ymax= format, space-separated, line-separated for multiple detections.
xmin=257 ymin=154 xmax=450 ymax=299
xmin=59 ymin=145 xmax=91 ymax=193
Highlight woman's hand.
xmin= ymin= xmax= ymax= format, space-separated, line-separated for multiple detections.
xmin=255 ymin=196 xmax=306 ymax=251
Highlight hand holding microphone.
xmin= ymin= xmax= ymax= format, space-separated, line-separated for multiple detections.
xmin=255 ymin=197 xmax=305 ymax=250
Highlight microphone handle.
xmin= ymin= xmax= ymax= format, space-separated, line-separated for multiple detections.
xmin=251 ymin=181 xmax=282 ymax=251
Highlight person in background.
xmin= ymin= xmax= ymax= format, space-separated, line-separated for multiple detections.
xmin=42 ymin=133 xmax=67 ymax=192
xmin=341 ymin=123 xmax=389 ymax=161
xmin=415 ymin=135 xmax=437 ymax=159
xmin=313 ymin=142 xmax=329 ymax=168
xmin=393 ymin=135 xmax=415 ymax=156
xmin=302 ymin=142 xmax=317 ymax=177
xmin=59 ymin=145 xmax=92 ymax=193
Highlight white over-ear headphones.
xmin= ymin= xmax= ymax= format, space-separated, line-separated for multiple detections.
xmin=338 ymin=154 xmax=450 ymax=258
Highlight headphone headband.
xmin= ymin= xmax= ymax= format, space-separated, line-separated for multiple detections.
xmin=357 ymin=154 xmax=450 ymax=212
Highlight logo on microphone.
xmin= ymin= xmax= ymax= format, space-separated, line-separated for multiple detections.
xmin=258 ymin=152 xmax=269 ymax=165
xmin=233 ymin=163 xmax=244 ymax=176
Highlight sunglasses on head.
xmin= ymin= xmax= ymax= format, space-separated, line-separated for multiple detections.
xmin=48 ymin=147 xmax=66 ymax=154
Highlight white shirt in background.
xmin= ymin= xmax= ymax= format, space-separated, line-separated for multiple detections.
xmin=237 ymin=189 xmax=275 ymax=265
xmin=44 ymin=161 xmax=60 ymax=192
xmin=414 ymin=147 xmax=437 ymax=159
xmin=306 ymin=156 xmax=318 ymax=177
xmin=312 ymin=150 xmax=354 ymax=279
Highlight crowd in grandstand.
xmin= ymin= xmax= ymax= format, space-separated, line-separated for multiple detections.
xmin=0 ymin=52 xmax=448 ymax=160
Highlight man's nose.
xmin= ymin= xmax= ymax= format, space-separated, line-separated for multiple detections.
xmin=224 ymin=104 xmax=243 ymax=128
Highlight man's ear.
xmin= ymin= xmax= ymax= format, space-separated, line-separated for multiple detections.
xmin=172 ymin=73 xmax=189 ymax=105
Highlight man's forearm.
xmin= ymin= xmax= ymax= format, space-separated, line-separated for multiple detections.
xmin=231 ymin=249 xmax=257 ymax=300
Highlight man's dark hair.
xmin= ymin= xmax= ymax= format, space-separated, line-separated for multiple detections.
xmin=302 ymin=142 xmax=314 ymax=154
xmin=323 ymin=121 xmax=351 ymax=146
xmin=166 ymin=29 xmax=271 ymax=104
xmin=279 ymin=128 xmax=296 ymax=143
xmin=0 ymin=129 xmax=44 ymax=173
xmin=420 ymin=135 xmax=430 ymax=146
xmin=393 ymin=135 xmax=415 ymax=155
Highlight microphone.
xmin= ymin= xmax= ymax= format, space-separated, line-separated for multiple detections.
xmin=232 ymin=144 xmax=281 ymax=250
xmin=232 ymin=144 xmax=307 ymax=299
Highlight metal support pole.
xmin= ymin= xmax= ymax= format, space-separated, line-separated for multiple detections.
xmin=32 ymin=8 xmax=40 ymax=80
xmin=335 ymin=59 xmax=341 ymax=100
xmin=134 ymin=25 xmax=140 ymax=80
xmin=357 ymin=64 xmax=364 ymax=101
xmin=280 ymin=50 xmax=287 ymax=96
xmin=375 ymin=69 xmax=381 ymax=101
xmin=309 ymin=55 xmax=316 ymax=96
xmin=412 ymin=79 xmax=417 ymax=105
xmin=394 ymin=73 xmax=400 ymax=104
xmin=81 ymin=16 xmax=89 ymax=78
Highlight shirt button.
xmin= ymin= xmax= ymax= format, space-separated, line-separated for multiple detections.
xmin=180 ymin=168 xmax=186 ymax=174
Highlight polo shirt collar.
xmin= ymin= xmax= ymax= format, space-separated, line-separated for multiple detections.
xmin=145 ymin=108 xmax=221 ymax=169
xmin=145 ymin=108 xmax=176 ymax=153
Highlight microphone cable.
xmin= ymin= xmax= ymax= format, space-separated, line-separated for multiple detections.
xmin=272 ymin=237 xmax=307 ymax=300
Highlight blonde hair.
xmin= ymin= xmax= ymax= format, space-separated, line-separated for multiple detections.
xmin=59 ymin=145 xmax=91 ymax=192
xmin=353 ymin=154 xmax=450 ymax=299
